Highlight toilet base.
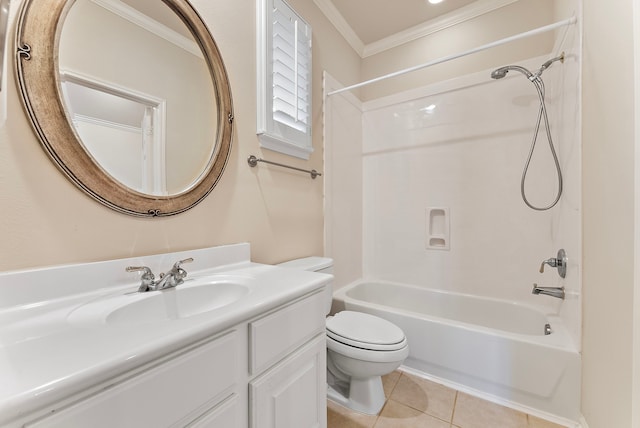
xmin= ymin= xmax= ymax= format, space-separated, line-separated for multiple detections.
xmin=327 ymin=375 xmax=386 ymax=415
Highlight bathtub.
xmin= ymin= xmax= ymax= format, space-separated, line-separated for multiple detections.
xmin=332 ymin=280 xmax=581 ymax=422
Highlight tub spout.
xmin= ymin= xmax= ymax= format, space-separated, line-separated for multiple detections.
xmin=532 ymin=284 xmax=565 ymax=299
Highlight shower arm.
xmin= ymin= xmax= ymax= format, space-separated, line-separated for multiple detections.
xmin=530 ymin=53 xmax=565 ymax=82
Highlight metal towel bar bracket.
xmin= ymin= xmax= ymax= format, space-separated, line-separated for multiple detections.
xmin=247 ymin=155 xmax=322 ymax=179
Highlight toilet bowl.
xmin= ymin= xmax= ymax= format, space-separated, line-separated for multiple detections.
xmin=278 ymin=257 xmax=409 ymax=415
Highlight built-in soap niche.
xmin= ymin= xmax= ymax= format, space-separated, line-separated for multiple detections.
xmin=426 ymin=207 xmax=450 ymax=250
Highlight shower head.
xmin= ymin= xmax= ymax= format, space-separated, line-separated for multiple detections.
xmin=491 ymin=52 xmax=564 ymax=83
xmin=492 ymin=52 xmax=566 ymax=82
xmin=490 ymin=65 xmax=535 ymax=80
xmin=490 ymin=68 xmax=509 ymax=79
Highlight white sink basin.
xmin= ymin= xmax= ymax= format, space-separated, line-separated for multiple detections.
xmin=67 ymin=277 xmax=250 ymax=326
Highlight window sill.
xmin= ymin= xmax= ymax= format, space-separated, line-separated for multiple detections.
xmin=257 ymin=132 xmax=313 ymax=160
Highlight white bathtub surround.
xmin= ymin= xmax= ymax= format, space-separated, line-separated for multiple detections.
xmin=0 ymin=244 xmax=332 ymax=428
xmin=323 ymin=72 xmax=364 ymax=289
xmin=327 ymin=48 xmax=581 ymax=348
xmin=360 ymin=51 xmax=581 ymax=345
xmin=548 ymin=14 xmax=582 ymax=355
xmin=333 ymin=280 xmax=581 ymax=423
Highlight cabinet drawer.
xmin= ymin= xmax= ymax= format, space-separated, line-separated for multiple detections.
xmin=249 ymin=291 xmax=325 ymax=374
xmin=26 ymin=331 xmax=239 ymax=428
xmin=186 ymin=395 xmax=239 ymax=428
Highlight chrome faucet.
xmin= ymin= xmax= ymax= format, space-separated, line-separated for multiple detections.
xmin=126 ymin=258 xmax=194 ymax=292
xmin=539 ymin=249 xmax=567 ymax=278
xmin=532 ymin=283 xmax=565 ymax=299
xmin=126 ymin=266 xmax=157 ymax=292
xmin=155 ymin=258 xmax=193 ymax=290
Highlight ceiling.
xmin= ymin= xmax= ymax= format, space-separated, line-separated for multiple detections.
xmin=315 ymin=0 xmax=521 ymax=57
xmin=330 ymin=0 xmax=478 ymax=45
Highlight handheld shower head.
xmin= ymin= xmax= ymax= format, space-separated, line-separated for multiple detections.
xmin=491 ymin=53 xmax=564 ymax=82
xmin=490 ymin=68 xmax=509 ymax=79
xmin=489 ymin=55 xmax=565 ymax=211
xmin=490 ymin=65 xmax=535 ymax=80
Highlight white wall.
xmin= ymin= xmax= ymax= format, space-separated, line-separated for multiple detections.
xmin=581 ymin=0 xmax=637 ymax=426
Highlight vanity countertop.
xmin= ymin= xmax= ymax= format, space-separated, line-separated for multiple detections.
xmin=0 ymin=244 xmax=331 ymax=427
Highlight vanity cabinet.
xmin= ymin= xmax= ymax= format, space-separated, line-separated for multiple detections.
xmin=249 ymin=335 xmax=326 ymax=428
xmin=248 ymin=291 xmax=327 ymax=428
xmin=19 ymin=289 xmax=327 ymax=428
xmin=25 ymin=332 xmax=242 ymax=428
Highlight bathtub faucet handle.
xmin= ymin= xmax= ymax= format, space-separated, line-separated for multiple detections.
xmin=538 ymin=249 xmax=567 ymax=278
xmin=539 ymin=258 xmax=557 ymax=272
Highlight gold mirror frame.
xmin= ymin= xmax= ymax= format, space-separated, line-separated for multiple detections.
xmin=15 ymin=0 xmax=233 ymax=217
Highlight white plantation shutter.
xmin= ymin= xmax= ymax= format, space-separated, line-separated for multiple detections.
xmin=257 ymin=0 xmax=313 ymax=159
xmin=272 ymin=4 xmax=310 ymax=132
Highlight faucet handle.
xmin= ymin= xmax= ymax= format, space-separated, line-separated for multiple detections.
xmin=173 ymin=258 xmax=193 ymax=282
xmin=538 ymin=249 xmax=567 ymax=278
xmin=126 ymin=266 xmax=156 ymax=292
xmin=173 ymin=258 xmax=194 ymax=270
xmin=126 ymin=265 xmax=154 ymax=278
xmin=539 ymin=258 xmax=557 ymax=273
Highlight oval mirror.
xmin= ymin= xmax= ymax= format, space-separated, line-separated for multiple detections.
xmin=15 ymin=0 xmax=233 ymax=216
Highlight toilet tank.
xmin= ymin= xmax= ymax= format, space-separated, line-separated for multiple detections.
xmin=277 ymin=257 xmax=334 ymax=313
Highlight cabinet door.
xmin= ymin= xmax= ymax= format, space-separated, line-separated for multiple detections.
xmin=250 ymin=334 xmax=326 ymax=428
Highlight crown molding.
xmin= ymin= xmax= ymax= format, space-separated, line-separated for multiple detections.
xmin=315 ymin=0 xmax=521 ymax=59
xmin=313 ymin=0 xmax=365 ymax=56
xmin=91 ymin=0 xmax=203 ymax=58
xmin=363 ymin=0 xmax=520 ymax=57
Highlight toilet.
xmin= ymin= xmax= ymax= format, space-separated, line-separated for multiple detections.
xmin=278 ymin=257 xmax=409 ymax=415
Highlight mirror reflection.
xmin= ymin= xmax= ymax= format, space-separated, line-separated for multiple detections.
xmin=58 ymin=0 xmax=218 ymax=196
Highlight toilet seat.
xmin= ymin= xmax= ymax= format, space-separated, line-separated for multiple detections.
xmin=326 ymin=334 xmax=409 ymax=364
xmin=326 ymin=311 xmax=407 ymax=351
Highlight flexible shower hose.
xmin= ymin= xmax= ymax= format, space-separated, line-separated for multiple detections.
xmin=521 ymin=76 xmax=563 ymax=211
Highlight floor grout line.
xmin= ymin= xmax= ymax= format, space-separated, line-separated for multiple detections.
xmin=450 ymin=390 xmax=459 ymax=425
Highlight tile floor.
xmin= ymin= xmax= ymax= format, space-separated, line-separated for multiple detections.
xmin=327 ymin=371 xmax=568 ymax=428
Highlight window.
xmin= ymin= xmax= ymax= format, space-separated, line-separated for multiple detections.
xmin=257 ymin=0 xmax=312 ymax=159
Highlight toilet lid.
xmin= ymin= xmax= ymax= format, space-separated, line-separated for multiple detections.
xmin=326 ymin=311 xmax=407 ymax=351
